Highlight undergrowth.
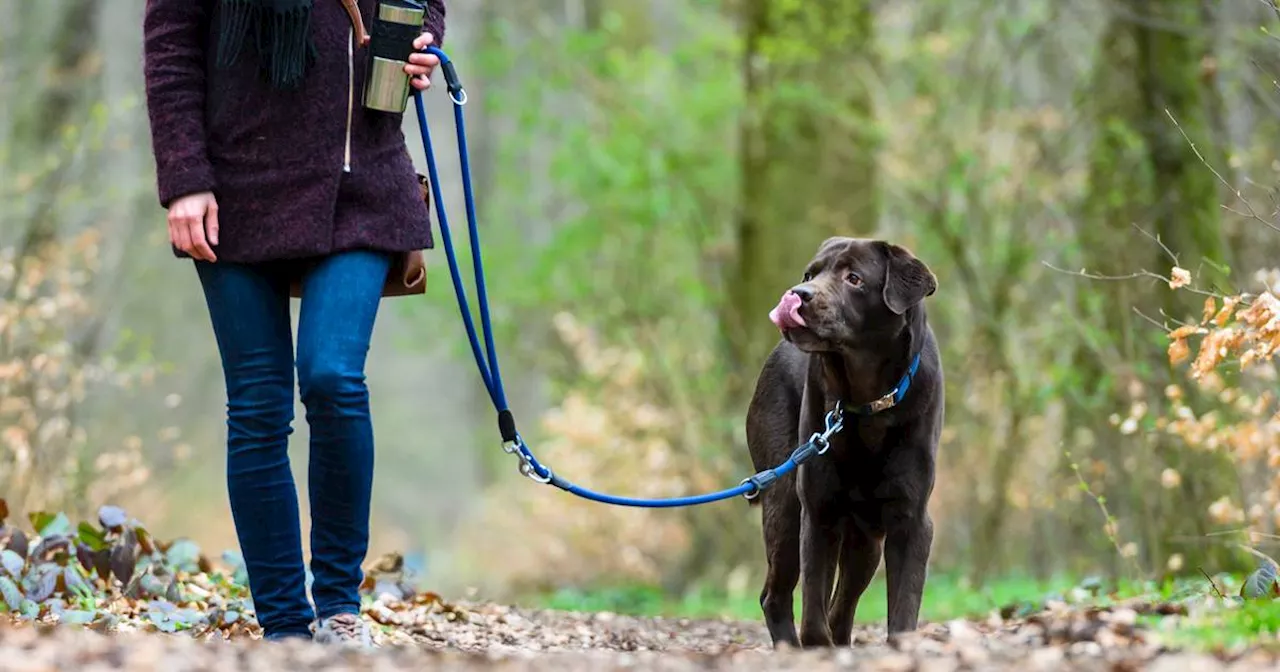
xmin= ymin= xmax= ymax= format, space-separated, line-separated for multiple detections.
xmin=0 ymin=498 xmax=417 ymax=636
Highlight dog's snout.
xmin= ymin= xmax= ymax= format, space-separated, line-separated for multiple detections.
xmin=790 ymin=285 xmax=815 ymax=303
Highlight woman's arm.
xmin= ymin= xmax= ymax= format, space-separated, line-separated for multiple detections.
xmin=142 ymin=0 xmax=216 ymax=209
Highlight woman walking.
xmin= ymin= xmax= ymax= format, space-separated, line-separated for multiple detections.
xmin=142 ymin=0 xmax=447 ymax=645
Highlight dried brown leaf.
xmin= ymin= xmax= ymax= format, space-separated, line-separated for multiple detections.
xmin=1214 ymin=297 xmax=1241 ymax=328
xmin=1202 ymin=296 xmax=1217 ymax=324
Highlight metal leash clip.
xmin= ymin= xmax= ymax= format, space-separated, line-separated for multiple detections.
xmin=808 ymin=404 xmax=845 ymax=455
xmin=504 ymin=437 xmax=552 ymax=484
xmin=739 ymin=403 xmax=845 ymax=501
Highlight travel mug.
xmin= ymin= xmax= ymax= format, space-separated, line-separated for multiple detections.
xmin=363 ymin=0 xmax=426 ymax=113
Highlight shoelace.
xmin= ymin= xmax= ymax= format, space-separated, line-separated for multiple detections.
xmin=325 ymin=614 xmax=364 ymax=639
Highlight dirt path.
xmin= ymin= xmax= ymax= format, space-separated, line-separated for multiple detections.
xmin=1 ymin=601 xmax=1275 ymax=671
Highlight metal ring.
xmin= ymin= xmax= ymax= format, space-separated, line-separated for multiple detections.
xmin=519 ymin=460 xmax=552 ymax=484
xmin=450 ymin=89 xmax=468 ymax=106
xmin=811 ymin=434 xmax=830 ymax=455
xmin=740 ymin=478 xmax=759 ymax=500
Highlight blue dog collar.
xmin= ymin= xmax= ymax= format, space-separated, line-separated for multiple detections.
xmin=852 ymin=351 xmax=922 ymax=415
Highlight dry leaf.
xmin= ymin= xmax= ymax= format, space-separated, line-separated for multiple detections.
xmin=1214 ymin=297 xmax=1241 ymax=328
xmin=1202 ymin=296 xmax=1216 ymax=324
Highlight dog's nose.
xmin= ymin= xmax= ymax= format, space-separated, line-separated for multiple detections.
xmin=790 ymin=285 xmax=815 ymax=303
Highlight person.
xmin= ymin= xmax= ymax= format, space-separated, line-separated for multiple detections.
xmin=141 ymin=0 xmax=448 ymax=646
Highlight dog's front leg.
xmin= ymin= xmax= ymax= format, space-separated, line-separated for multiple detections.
xmin=883 ymin=502 xmax=933 ymax=635
xmin=797 ymin=466 xmax=842 ymax=648
xmin=798 ymin=508 xmax=840 ymax=647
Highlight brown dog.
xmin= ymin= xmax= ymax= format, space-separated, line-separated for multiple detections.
xmin=746 ymin=237 xmax=942 ymax=648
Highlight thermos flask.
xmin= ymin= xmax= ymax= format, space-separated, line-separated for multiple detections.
xmin=363 ymin=0 xmax=426 ymax=113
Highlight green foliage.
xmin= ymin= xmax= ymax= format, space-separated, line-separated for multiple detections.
xmin=535 ymin=573 xmax=1088 ymax=624
xmin=0 ymin=498 xmax=251 ymax=634
xmin=482 ymin=7 xmax=741 ymax=339
xmin=1158 ymin=599 xmax=1280 ymax=652
xmin=1241 ymin=559 xmax=1280 ymax=601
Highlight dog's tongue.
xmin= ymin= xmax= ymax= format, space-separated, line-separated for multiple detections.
xmin=769 ymin=291 xmax=806 ymax=331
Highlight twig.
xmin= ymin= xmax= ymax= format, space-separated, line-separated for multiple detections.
xmin=1157 ymin=308 xmax=1196 ymax=329
xmin=1042 ymin=263 xmax=1162 ymax=283
xmin=1261 ymin=0 xmax=1280 ymax=26
xmin=1224 ymin=204 xmax=1260 ymax=220
xmin=1204 ymin=528 xmax=1280 ymax=539
xmin=1041 ymin=261 xmax=1225 ymax=299
xmin=1132 ymin=223 xmax=1178 ymax=265
xmin=1165 ymin=108 xmax=1280 ymax=234
xmin=1067 ymin=451 xmax=1145 ymax=580
xmin=1237 ymin=543 xmax=1280 ymax=569
xmin=1131 ymin=307 xmax=1196 ymax=333
xmin=1200 ymin=567 xmax=1227 ymax=599
xmin=1132 ymin=308 xmax=1172 ymax=333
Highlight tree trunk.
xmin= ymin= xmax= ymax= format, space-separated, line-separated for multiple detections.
xmin=1075 ymin=0 xmax=1238 ymax=577
xmin=725 ymin=0 xmax=879 ymax=394
xmin=7 ymin=0 xmax=100 ymax=251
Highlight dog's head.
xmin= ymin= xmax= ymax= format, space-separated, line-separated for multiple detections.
xmin=769 ymin=237 xmax=936 ymax=353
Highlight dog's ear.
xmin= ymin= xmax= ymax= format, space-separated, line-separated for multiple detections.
xmin=878 ymin=242 xmax=936 ymax=315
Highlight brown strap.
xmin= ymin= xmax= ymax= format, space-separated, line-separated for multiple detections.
xmin=339 ymin=0 xmax=371 ymax=47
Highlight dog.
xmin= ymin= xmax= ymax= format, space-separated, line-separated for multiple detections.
xmin=745 ymin=236 xmax=943 ymax=648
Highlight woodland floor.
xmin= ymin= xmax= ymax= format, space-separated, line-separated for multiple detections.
xmin=3 ymin=597 xmax=1279 ymax=671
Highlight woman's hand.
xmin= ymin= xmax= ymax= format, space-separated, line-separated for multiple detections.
xmin=407 ymin=32 xmax=440 ymax=91
xmin=168 ymin=191 xmax=219 ymax=262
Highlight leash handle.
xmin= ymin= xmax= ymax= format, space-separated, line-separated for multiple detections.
xmin=424 ymin=46 xmax=466 ymax=105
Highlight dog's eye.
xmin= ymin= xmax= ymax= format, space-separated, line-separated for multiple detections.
xmin=802 ymin=272 xmax=813 ymax=282
xmin=846 ymin=272 xmax=863 ymax=287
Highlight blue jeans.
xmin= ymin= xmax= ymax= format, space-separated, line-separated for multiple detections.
xmin=195 ymin=249 xmax=393 ymax=639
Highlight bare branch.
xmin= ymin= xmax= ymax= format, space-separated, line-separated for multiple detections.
xmin=1157 ymin=308 xmax=1196 ymax=329
xmin=1238 ymin=543 xmax=1280 ymax=570
xmin=1260 ymin=0 xmax=1280 ymax=26
xmin=1248 ymin=59 xmax=1280 ymax=99
xmin=1131 ymin=307 xmax=1196 ymax=334
xmin=1132 ymin=308 xmax=1173 ymax=334
xmin=1165 ymin=108 xmax=1280 ymax=234
xmin=1041 ymin=261 xmax=1225 ymax=299
xmin=1131 ymin=223 xmax=1178 ymax=265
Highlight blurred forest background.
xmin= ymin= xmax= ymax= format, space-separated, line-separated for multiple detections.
xmin=6 ymin=0 xmax=1280 ymax=615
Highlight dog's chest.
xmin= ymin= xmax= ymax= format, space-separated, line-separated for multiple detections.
xmin=830 ymin=419 xmax=895 ymax=495
xmin=832 ymin=417 xmax=889 ymax=457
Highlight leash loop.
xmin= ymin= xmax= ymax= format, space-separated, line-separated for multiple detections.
xmin=412 ymin=48 xmax=853 ymax=509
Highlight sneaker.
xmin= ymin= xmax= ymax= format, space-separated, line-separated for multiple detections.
xmin=312 ymin=613 xmax=374 ymax=649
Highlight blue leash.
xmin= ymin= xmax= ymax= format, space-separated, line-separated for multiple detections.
xmin=413 ymin=48 xmax=915 ymax=507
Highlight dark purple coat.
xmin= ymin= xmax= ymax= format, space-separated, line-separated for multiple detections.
xmin=142 ymin=0 xmax=447 ymax=263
